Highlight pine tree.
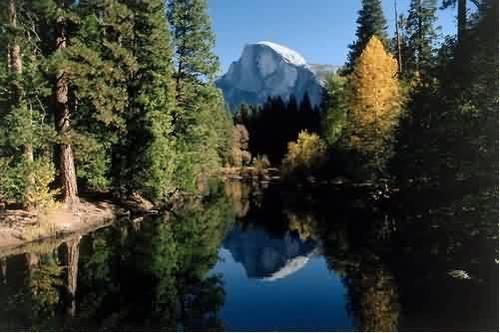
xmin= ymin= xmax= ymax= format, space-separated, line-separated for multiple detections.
xmin=167 ymin=0 xmax=219 ymax=109
xmin=167 ymin=0 xmax=232 ymax=191
xmin=0 ymin=0 xmax=56 ymax=208
xmin=52 ymin=0 xmax=80 ymax=208
xmin=65 ymin=0 xmax=137 ymax=191
xmin=405 ymin=0 xmax=440 ymax=78
xmin=6 ymin=0 xmax=34 ymax=206
xmin=321 ymin=74 xmax=348 ymax=146
xmin=345 ymin=0 xmax=389 ymax=71
xmin=119 ymin=0 xmax=177 ymax=201
xmin=345 ymin=36 xmax=404 ymax=172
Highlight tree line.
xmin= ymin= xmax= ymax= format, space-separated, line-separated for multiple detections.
xmin=0 ymin=0 xmax=234 ymax=210
xmin=234 ymin=93 xmax=320 ymax=164
xmin=283 ymin=0 xmax=498 ymax=185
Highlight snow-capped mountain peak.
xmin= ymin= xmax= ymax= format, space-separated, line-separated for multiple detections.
xmin=216 ymin=41 xmax=326 ymax=111
xmin=255 ymin=41 xmax=307 ymax=66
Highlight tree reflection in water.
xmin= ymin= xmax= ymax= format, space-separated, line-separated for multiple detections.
xmin=0 ymin=179 xmax=497 ymax=331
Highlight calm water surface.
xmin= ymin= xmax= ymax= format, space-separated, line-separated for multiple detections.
xmin=0 ymin=180 xmax=498 ymax=331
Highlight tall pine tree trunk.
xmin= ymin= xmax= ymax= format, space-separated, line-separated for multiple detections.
xmin=54 ymin=12 xmax=79 ymax=209
xmin=8 ymin=0 xmax=34 ymax=208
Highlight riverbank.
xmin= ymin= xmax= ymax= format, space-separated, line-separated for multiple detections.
xmin=0 ymin=198 xmax=124 ymax=253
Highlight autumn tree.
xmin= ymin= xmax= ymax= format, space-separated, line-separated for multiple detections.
xmin=345 ymin=36 xmax=404 ymax=173
xmin=282 ymin=130 xmax=327 ymax=177
xmin=230 ymin=124 xmax=251 ymax=167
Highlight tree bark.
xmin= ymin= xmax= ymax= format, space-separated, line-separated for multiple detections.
xmin=8 ymin=0 xmax=34 ymax=208
xmin=54 ymin=12 xmax=79 ymax=209
xmin=8 ymin=0 xmax=22 ymax=75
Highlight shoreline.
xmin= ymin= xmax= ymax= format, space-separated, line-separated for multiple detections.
xmin=0 ymin=198 xmax=126 ymax=254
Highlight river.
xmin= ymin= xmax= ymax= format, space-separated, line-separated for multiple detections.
xmin=0 ymin=180 xmax=498 ymax=331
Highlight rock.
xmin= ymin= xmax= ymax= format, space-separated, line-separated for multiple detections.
xmin=331 ymin=176 xmax=350 ymax=185
xmin=448 ymin=269 xmax=472 ymax=280
xmin=216 ymin=41 xmax=326 ymax=110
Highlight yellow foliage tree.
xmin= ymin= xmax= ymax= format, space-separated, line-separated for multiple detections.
xmin=346 ymin=36 xmax=404 ymax=170
xmin=283 ymin=131 xmax=326 ymax=175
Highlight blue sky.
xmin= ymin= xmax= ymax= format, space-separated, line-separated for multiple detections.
xmin=208 ymin=0 xmax=457 ymax=73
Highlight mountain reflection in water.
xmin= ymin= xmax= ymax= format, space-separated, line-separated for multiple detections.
xmin=223 ymin=224 xmax=318 ymax=280
xmin=0 ymin=180 xmax=498 ymax=331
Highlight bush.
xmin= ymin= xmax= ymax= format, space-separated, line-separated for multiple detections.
xmin=0 ymin=157 xmax=58 ymax=209
xmin=282 ymin=131 xmax=326 ymax=176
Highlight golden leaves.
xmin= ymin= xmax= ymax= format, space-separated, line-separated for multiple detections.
xmin=347 ymin=36 xmax=403 ymax=156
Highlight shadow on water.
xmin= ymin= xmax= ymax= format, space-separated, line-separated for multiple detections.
xmin=0 ymin=179 xmax=498 ymax=331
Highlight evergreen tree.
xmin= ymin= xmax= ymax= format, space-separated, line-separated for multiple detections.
xmin=345 ymin=0 xmax=389 ymax=71
xmin=167 ymin=0 xmax=232 ymax=191
xmin=119 ymin=0 xmax=176 ymax=201
xmin=167 ymin=0 xmax=219 ymax=109
xmin=405 ymin=0 xmax=440 ymax=77
xmin=63 ymin=0 xmax=137 ymax=192
xmin=0 ymin=0 xmax=56 ymax=208
xmin=321 ymin=74 xmax=348 ymax=146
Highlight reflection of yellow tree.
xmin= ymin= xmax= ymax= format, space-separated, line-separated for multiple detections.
xmin=346 ymin=264 xmax=400 ymax=332
xmin=224 ymin=180 xmax=251 ymax=217
xmin=286 ymin=211 xmax=319 ymax=241
xmin=323 ymin=232 xmax=400 ymax=331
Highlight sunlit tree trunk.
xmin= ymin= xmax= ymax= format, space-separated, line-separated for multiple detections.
xmin=53 ymin=7 xmax=79 ymax=209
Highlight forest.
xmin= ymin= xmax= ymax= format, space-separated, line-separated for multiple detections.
xmin=0 ymin=0 xmax=498 ymax=220
xmin=0 ymin=0 xmax=497 ymax=331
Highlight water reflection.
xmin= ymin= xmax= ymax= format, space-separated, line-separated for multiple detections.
xmin=0 ymin=179 xmax=497 ymax=331
xmin=223 ymin=223 xmax=318 ymax=280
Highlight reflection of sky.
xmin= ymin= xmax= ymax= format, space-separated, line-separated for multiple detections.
xmin=209 ymin=248 xmax=353 ymax=331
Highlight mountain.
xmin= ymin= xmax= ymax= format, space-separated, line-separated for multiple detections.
xmin=216 ymin=41 xmax=330 ymax=111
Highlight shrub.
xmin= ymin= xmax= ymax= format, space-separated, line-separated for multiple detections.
xmin=282 ymin=131 xmax=326 ymax=176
